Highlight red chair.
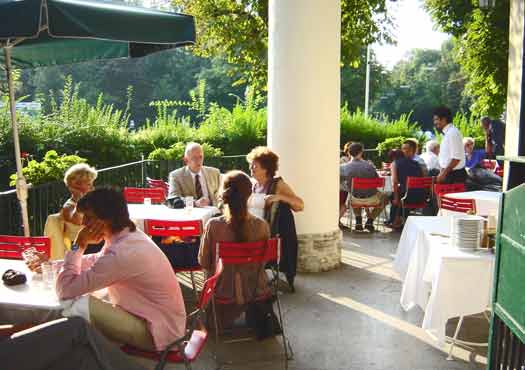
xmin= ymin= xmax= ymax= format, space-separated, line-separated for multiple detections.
xmin=213 ymin=238 xmax=292 ymax=365
xmin=122 ymin=259 xmax=224 ymax=370
xmin=400 ymin=177 xmax=433 ymax=219
xmin=146 ymin=219 xmax=203 ymax=295
xmin=123 ymin=187 xmax=166 ymax=204
xmin=495 ymin=166 xmax=504 ymax=177
xmin=433 ymin=183 xmax=466 ymax=198
xmin=0 ymin=235 xmax=50 ymax=260
xmin=146 ymin=177 xmax=169 ymax=195
xmin=440 ymin=195 xmax=476 ymax=214
xmin=481 ymin=159 xmax=497 ymax=170
xmin=382 ymin=162 xmax=392 ymax=171
xmin=348 ymin=177 xmax=386 ymax=230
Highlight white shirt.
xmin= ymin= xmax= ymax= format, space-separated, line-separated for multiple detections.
xmin=189 ymin=168 xmax=209 ymax=200
xmin=439 ymin=124 xmax=465 ymax=170
xmin=420 ymin=151 xmax=440 ymax=171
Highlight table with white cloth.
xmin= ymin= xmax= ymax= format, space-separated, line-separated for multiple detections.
xmin=441 ymin=190 xmax=501 ymax=221
xmin=394 ymin=216 xmax=495 ymax=344
xmin=0 ymin=259 xmax=62 ymax=324
xmin=128 ymin=204 xmax=219 ymax=232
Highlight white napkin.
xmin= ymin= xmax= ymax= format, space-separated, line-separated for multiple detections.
xmin=61 ymin=295 xmax=90 ymax=322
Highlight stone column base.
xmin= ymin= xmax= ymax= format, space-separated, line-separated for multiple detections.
xmin=296 ymin=229 xmax=342 ymax=272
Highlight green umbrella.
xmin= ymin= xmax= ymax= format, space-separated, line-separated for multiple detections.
xmin=1 ymin=0 xmax=195 ymax=236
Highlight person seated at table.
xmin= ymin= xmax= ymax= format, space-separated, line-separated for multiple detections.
xmin=420 ymin=140 xmax=441 ymax=176
xmin=0 ymin=317 xmax=147 ymax=370
xmin=341 ymin=142 xmax=387 ymax=232
xmin=246 ymin=146 xmax=303 ymax=291
xmin=406 ymin=138 xmax=428 ymax=176
xmin=387 ymin=140 xmax=424 ymax=229
xmin=44 ymin=163 xmax=97 ymax=260
xmin=32 ymin=188 xmax=187 ymax=351
xmin=168 ymin=142 xmax=221 ymax=207
xmin=198 ymin=170 xmax=271 ymax=331
xmin=464 ymin=137 xmax=486 ymax=169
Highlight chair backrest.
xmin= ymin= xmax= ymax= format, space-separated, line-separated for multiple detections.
xmin=215 ymin=238 xmax=281 ymax=265
xmin=198 ymin=258 xmax=224 ymax=309
xmin=146 ymin=219 xmax=201 ymax=238
xmin=0 ymin=235 xmax=50 ymax=260
xmin=406 ymin=176 xmax=434 ymax=190
xmin=440 ymin=195 xmax=476 ymax=214
xmin=351 ymin=177 xmax=385 ymax=190
xmin=495 ymin=167 xmax=504 ymax=177
xmin=123 ymin=187 xmax=165 ymax=204
xmin=146 ymin=177 xmax=169 ymax=191
xmin=481 ymin=159 xmax=498 ymax=170
xmin=433 ymin=183 xmax=466 ymax=198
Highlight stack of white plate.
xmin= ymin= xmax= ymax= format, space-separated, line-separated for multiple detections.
xmin=450 ymin=215 xmax=484 ymax=250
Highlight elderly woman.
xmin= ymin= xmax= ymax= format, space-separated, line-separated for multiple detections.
xmin=52 ymin=188 xmax=186 ymax=351
xmin=246 ymin=146 xmax=303 ymax=292
xmin=44 ymin=163 xmax=97 ymax=260
xmin=464 ymin=137 xmax=486 ymax=169
xmin=199 ymin=170 xmax=270 ymax=331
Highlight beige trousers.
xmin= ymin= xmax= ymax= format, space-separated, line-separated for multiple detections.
xmin=350 ymin=191 xmax=388 ymax=220
xmin=89 ymin=296 xmax=156 ymax=351
xmin=44 ymin=213 xmax=82 ymax=260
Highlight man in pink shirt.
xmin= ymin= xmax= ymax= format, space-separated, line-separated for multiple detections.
xmin=55 ymin=188 xmax=186 ymax=351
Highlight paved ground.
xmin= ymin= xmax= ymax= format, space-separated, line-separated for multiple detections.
xmin=134 ymin=228 xmax=488 ymax=370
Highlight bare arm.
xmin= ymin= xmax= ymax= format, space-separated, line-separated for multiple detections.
xmin=391 ymin=161 xmax=399 ymax=203
xmin=60 ymin=200 xmax=83 ymax=225
xmin=274 ymin=180 xmax=304 ymax=212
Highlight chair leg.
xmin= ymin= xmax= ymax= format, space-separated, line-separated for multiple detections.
xmin=190 ymin=271 xmax=198 ymax=302
xmin=211 ymin=296 xmax=220 ymax=363
xmin=447 ymin=316 xmax=464 ymax=360
xmin=274 ymin=274 xmax=293 ymax=368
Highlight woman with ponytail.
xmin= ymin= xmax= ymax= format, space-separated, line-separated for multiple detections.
xmin=198 ymin=170 xmax=271 ymax=331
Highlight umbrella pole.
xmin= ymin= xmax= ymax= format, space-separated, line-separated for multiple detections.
xmin=4 ymin=47 xmax=30 ymax=236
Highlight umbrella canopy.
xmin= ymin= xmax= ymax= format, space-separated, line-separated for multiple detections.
xmin=0 ymin=0 xmax=195 ymax=67
xmin=0 ymin=0 xmax=195 ymax=235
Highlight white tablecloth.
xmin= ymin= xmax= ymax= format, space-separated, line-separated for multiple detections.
xmin=441 ymin=190 xmax=501 ymax=219
xmin=0 ymin=259 xmax=61 ymax=324
xmin=128 ymin=204 xmax=219 ymax=232
xmin=394 ymin=216 xmax=495 ymax=344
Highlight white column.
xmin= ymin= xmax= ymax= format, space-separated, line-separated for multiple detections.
xmin=268 ymin=0 xmax=341 ymax=272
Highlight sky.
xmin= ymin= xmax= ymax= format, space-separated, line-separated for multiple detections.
xmin=373 ymin=0 xmax=450 ymax=69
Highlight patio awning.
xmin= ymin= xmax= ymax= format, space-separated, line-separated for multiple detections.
xmin=0 ymin=0 xmax=196 ymax=68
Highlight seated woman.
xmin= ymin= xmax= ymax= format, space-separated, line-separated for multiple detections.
xmin=246 ymin=146 xmax=304 ymax=291
xmin=42 ymin=188 xmax=186 ymax=351
xmin=198 ymin=171 xmax=271 ymax=331
xmin=1 ymin=317 xmax=147 ymax=370
xmin=44 ymin=164 xmax=97 ymax=260
xmin=388 ymin=140 xmax=424 ymax=229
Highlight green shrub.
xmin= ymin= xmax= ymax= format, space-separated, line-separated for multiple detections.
xmin=10 ymin=150 xmax=87 ymax=186
xmin=147 ymin=142 xmax=223 ymax=161
xmin=376 ymin=137 xmax=406 ymax=159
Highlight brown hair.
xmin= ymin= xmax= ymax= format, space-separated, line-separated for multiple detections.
xmin=77 ymin=188 xmax=136 ymax=233
xmin=221 ymin=171 xmax=252 ymax=242
xmin=246 ymin=146 xmax=279 ymax=178
xmin=343 ymin=141 xmax=353 ymax=157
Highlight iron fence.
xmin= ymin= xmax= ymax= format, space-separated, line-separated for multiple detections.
xmin=0 ymin=156 xmax=249 ymax=236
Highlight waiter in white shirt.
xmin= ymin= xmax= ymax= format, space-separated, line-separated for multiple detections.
xmin=432 ymin=106 xmax=467 ymax=183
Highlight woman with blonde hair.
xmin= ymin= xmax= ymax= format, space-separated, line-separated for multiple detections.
xmin=44 ymin=163 xmax=97 ymax=259
xmin=198 ymin=170 xmax=270 ymax=331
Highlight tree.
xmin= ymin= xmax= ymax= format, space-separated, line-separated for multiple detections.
xmin=424 ymin=0 xmax=509 ymax=117
xmin=171 ymin=0 xmax=394 ymax=89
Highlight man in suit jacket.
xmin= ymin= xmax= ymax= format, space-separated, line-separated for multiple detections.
xmin=168 ymin=142 xmax=221 ymax=207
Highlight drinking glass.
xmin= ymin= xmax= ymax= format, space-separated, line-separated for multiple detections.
xmin=185 ymin=196 xmax=194 ymax=213
xmin=41 ymin=261 xmax=53 ymax=287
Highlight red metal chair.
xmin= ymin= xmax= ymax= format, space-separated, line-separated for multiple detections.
xmin=146 ymin=219 xmax=203 ymax=295
xmin=400 ymin=176 xmax=434 ymax=219
xmin=122 ymin=259 xmax=224 ymax=370
xmin=146 ymin=177 xmax=169 ymax=195
xmin=481 ymin=159 xmax=497 ymax=170
xmin=440 ymin=195 xmax=476 ymax=214
xmin=123 ymin=187 xmax=166 ymax=204
xmin=213 ymin=238 xmax=292 ymax=366
xmin=0 ymin=235 xmax=50 ymax=260
xmin=433 ymin=183 xmax=466 ymax=198
xmin=348 ymin=177 xmax=386 ymax=230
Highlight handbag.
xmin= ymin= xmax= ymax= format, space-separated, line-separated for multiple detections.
xmin=246 ymin=297 xmax=283 ymax=341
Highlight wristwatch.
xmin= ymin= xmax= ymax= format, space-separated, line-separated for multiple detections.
xmin=71 ymin=242 xmax=80 ymax=252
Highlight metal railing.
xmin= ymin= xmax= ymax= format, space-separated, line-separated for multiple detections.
xmin=0 ymin=156 xmax=249 ymax=236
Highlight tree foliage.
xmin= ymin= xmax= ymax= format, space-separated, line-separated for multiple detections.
xmin=171 ymin=0 xmax=393 ymax=89
xmin=424 ymin=0 xmax=509 ymax=116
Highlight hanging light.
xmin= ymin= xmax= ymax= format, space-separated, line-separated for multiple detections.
xmin=479 ymin=0 xmax=496 ymax=8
